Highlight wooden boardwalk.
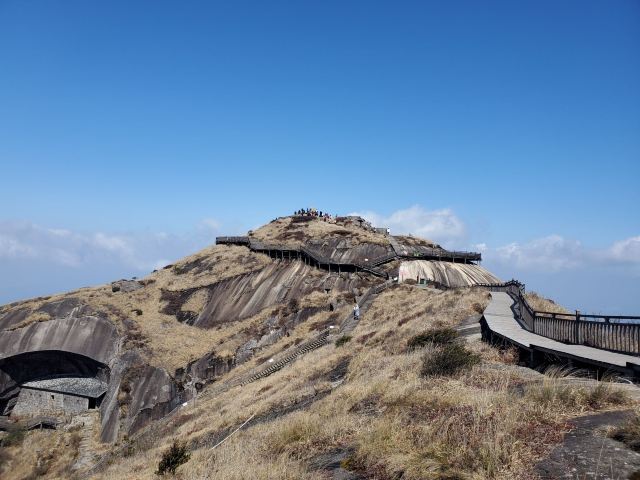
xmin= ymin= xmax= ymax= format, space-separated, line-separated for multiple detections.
xmin=216 ymin=235 xmax=481 ymax=276
xmin=482 ymin=292 xmax=640 ymax=377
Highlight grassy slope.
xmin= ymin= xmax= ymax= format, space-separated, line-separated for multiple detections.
xmin=90 ymin=285 xmax=632 ymax=480
xmin=1 ymin=217 xmax=623 ymax=479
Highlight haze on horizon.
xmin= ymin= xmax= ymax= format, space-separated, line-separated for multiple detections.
xmin=0 ymin=1 xmax=638 ymax=313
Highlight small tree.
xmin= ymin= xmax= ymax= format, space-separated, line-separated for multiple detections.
xmin=156 ymin=440 xmax=190 ymax=476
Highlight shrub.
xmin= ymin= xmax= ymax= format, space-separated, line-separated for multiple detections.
xmin=287 ymin=298 xmax=300 ymax=314
xmin=408 ymin=327 xmax=458 ymax=350
xmin=335 ymin=335 xmax=352 ymax=347
xmin=156 ymin=440 xmax=190 ymax=476
xmin=471 ymin=302 xmax=483 ymax=314
xmin=586 ymin=381 xmax=628 ymax=409
xmin=421 ymin=343 xmax=480 ymax=377
xmin=610 ymin=414 xmax=640 ymax=451
xmin=1 ymin=427 xmax=25 ymax=447
xmin=69 ymin=432 xmax=82 ymax=451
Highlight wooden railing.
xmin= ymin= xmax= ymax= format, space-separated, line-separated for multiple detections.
xmin=216 ymin=236 xmax=390 ymax=278
xmin=215 ymin=235 xmax=483 ymax=279
xmin=216 ymin=236 xmax=250 ymax=245
xmin=533 ymin=313 xmax=640 ymax=355
xmin=478 ymin=281 xmax=640 ymax=356
xmin=399 ymin=246 xmax=482 ymax=263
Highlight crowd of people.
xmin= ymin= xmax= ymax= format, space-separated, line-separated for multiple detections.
xmin=294 ymin=208 xmax=334 ymax=220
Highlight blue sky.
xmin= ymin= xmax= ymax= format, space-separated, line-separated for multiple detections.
xmin=0 ymin=1 xmax=638 ymax=312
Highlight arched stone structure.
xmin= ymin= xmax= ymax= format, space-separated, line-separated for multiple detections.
xmin=0 ymin=315 xmax=118 ymax=416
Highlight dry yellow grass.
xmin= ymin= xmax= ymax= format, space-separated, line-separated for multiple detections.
xmin=525 ymin=291 xmax=571 ymax=315
xmin=251 ymin=216 xmax=390 ymax=248
xmin=85 ymin=284 xmax=633 ymax=480
xmin=0 ymin=426 xmax=82 ymax=479
xmin=2 ymin=219 xmax=626 ymax=479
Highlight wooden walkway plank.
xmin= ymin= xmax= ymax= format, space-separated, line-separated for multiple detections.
xmin=484 ymin=292 xmax=640 ymax=370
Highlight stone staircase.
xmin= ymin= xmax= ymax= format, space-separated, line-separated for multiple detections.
xmin=201 ymin=280 xmax=393 ymax=396
xmin=238 ymin=330 xmax=331 ymax=386
xmin=339 ymin=280 xmax=392 ymax=336
xmin=71 ymin=412 xmax=99 ymax=472
xmin=387 ymin=236 xmax=405 ymax=256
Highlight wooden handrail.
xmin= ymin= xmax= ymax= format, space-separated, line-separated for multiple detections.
xmin=216 ymin=235 xmax=483 ymax=280
xmin=478 ymin=280 xmax=640 ymax=356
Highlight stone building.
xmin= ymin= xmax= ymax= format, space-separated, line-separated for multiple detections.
xmin=11 ymin=377 xmax=107 ymax=416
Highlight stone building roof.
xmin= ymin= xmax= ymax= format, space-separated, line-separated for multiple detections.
xmin=21 ymin=377 xmax=108 ymax=398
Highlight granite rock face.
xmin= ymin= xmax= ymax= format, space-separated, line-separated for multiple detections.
xmin=99 ymin=351 xmax=187 ymax=443
xmin=111 ymin=279 xmax=144 ymax=293
xmin=397 ymin=260 xmax=500 ymax=287
xmin=163 ymin=262 xmax=367 ymax=329
xmin=536 ymin=410 xmax=640 ymax=479
xmin=0 ymin=315 xmax=119 ymax=365
xmin=307 ymin=238 xmax=392 ymax=264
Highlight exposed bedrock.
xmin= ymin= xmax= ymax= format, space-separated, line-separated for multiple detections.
xmin=306 ymin=238 xmax=392 ymax=263
xmin=0 ymin=296 xmax=91 ymax=331
xmin=175 ymin=352 xmax=235 ymax=395
xmin=100 ymin=351 xmax=188 ymax=442
xmin=235 ymin=305 xmax=326 ymax=363
xmin=398 ymin=260 xmax=500 ymax=287
xmin=126 ymin=364 xmax=180 ymax=434
xmin=0 ymin=314 xmax=119 ymax=365
xmin=0 ymin=308 xmax=186 ymax=443
xmin=162 ymin=261 xmax=369 ymax=329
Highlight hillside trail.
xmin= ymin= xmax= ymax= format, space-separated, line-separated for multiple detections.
xmin=201 ymin=279 xmax=393 ymax=396
xmin=71 ymin=411 xmax=100 ymax=472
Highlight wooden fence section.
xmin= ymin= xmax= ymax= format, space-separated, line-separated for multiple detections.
xmin=216 ymin=237 xmax=390 ymax=278
xmin=216 ymin=235 xmax=483 ymax=279
xmin=398 ymin=246 xmax=482 ymax=263
xmin=478 ymin=281 xmax=640 ymax=356
xmin=533 ymin=315 xmax=640 ymax=355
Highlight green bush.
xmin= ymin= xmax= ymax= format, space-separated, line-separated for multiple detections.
xmin=156 ymin=440 xmax=190 ymax=476
xmin=335 ymin=335 xmax=352 ymax=347
xmin=1 ymin=427 xmax=25 ymax=447
xmin=421 ymin=343 xmax=480 ymax=377
xmin=408 ymin=327 xmax=458 ymax=350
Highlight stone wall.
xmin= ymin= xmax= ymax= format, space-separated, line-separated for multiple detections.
xmin=11 ymin=388 xmax=88 ymax=416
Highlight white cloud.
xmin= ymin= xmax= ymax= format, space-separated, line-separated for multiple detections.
xmin=0 ymin=233 xmax=37 ymax=258
xmin=483 ymin=234 xmax=640 ymax=272
xmin=92 ymin=233 xmax=132 ymax=254
xmin=349 ymin=205 xmax=466 ymax=246
xmin=0 ymin=218 xmax=224 ymax=273
xmin=607 ymin=236 xmax=640 ymax=263
xmin=493 ymin=235 xmax=585 ymax=271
